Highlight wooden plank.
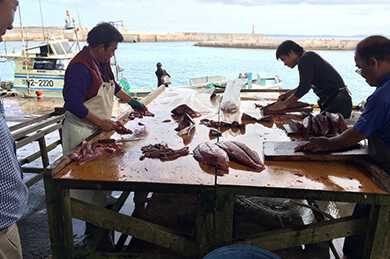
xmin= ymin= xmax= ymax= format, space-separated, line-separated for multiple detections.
xmin=15 ymin=123 xmax=62 ymax=149
xmin=8 ymin=113 xmax=53 ymax=132
xmin=233 ymin=215 xmax=368 ymax=251
xmin=196 ymin=189 xmax=216 ymax=257
xmin=12 ymin=115 xmax=63 ymax=140
xmin=38 ymin=137 xmax=50 ymax=167
xmin=264 ymin=141 xmax=369 ymax=161
xmin=71 ymin=198 xmax=196 ymax=256
xmin=354 ymin=159 xmax=390 ymax=193
xmin=44 ymin=176 xmax=74 ymax=259
xmin=368 ymin=205 xmax=390 ymax=258
xmin=85 ymin=191 xmax=131 ymax=252
xmin=262 ymin=106 xmax=313 ymax=115
xmin=25 ymin=172 xmax=44 ymax=188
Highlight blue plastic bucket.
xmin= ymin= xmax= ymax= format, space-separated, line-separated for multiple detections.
xmin=203 ymin=245 xmax=281 ymax=259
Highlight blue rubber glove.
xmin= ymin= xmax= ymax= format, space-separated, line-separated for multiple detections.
xmin=128 ymin=98 xmax=145 ymax=111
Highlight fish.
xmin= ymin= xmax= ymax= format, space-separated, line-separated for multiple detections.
xmin=193 ymin=142 xmax=230 ymax=172
xmin=175 ymin=113 xmax=195 ymax=132
xmin=216 ymin=141 xmax=264 ymax=171
xmin=171 ymin=104 xmax=201 ymax=118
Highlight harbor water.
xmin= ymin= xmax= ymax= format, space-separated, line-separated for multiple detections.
xmin=0 ymin=41 xmax=374 ymax=105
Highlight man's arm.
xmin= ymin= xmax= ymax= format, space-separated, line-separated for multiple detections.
xmin=269 ymin=93 xmax=298 ymax=111
xmin=303 ymin=128 xmax=367 ymax=152
xmin=278 ymin=88 xmax=297 ymax=101
xmin=115 ymin=89 xmax=146 ymax=111
xmin=115 ymin=88 xmax=134 ymax=103
xmin=83 ymin=111 xmax=118 ymax=132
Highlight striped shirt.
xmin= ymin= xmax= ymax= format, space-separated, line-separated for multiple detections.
xmin=0 ymin=98 xmax=28 ymax=230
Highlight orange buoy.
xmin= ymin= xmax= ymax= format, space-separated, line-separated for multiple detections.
xmin=35 ymin=90 xmax=44 ymax=99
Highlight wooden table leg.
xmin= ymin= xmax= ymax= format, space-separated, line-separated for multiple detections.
xmin=214 ymin=193 xmax=234 ymax=247
xmin=44 ymin=175 xmax=74 ymax=259
xmin=363 ymin=204 xmax=390 ymax=259
xmin=196 ymin=189 xmax=215 ymax=257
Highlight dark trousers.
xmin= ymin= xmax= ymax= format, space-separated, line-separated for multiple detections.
xmin=343 ymin=203 xmax=371 ymax=259
xmin=319 ymin=90 xmax=352 ymax=119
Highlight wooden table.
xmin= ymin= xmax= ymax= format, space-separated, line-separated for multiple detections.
xmin=44 ymin=87 xmax=390 ymax=258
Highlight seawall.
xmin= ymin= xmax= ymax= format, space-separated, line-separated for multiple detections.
xmin=194 ymin=38 xmax=359 ymax=50
xmin=2 ymin=26 xmax=265 ymax=43
xmin=2 ymin=26 xmax=358 ymax=50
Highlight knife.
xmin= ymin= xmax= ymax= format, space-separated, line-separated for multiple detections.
xmin=98 ymin=137 xmax=145 ymax=143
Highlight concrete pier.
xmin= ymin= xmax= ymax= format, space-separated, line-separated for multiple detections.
xmin=194 ymin=38 xmax=359 ymax=50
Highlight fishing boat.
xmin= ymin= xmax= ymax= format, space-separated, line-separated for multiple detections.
xmin=0 ymin=37 xmax=77 ymax=97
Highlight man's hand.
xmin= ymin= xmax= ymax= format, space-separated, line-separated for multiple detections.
xmin=267 ymin=101 xmax=287 ymax=111
xmin=278 ymin=93 xmax=289 ymax=101
xmin=98 ymin=119 xmax=118 ymax=132
xmin=278 ymin=89 xmax=295 ymax=101
xmin=128 ymin=98 xmax=146 ymax=112
xmin=302 ymin=137 xmax=331 ymax=152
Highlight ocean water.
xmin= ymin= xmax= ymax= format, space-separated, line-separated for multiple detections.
xmin=0 ymin=41 xmax=374 ymax=104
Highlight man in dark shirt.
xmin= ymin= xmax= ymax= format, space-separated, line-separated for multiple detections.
xmin=269 ymin=40 xmax=352 ymax=118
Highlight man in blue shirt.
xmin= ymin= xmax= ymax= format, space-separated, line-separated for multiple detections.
xmin=0 ymin=1 xmax=29 ymax=258
xmin=302 ymin=35 xmax=390 ymax=258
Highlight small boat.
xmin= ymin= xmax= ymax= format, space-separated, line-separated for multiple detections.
xmin=239 ymin=72 xmax=283 ymax=89
xmin=0 ymin=37 xmax=77 ymax=97
xmin=189 ymin=76 xmax=228 ymax=88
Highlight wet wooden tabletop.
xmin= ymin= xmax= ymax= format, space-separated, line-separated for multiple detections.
xmin=53 ymin=88 xmax=389 ymax=195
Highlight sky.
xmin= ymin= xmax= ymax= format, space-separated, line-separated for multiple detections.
xmin=16 ymin=0 xmax=390 ymax=36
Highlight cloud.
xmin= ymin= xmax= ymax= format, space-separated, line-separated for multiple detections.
xmin=196 ymin=0 xmax=390 ymax=5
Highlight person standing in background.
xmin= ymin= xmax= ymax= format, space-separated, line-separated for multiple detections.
xmin=155 ymin=62 xmax=171 ymax=87
xmin=270 ymin=40 xmax=352 ymax=119
xmin=0 ymin=1 xmax=29 ymax=258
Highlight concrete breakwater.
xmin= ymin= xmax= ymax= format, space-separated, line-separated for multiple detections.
xmin=194 ymin=39 xmax=359 ymax=50
xmin=2 ymin=26 xmax=358 ymax=50
xmin=3 ymin=26 xmax=265 ymax=43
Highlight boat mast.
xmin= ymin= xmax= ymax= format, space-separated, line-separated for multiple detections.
xmin=17 ymin=3 xmax=31 ymax=96
xmin=109 ymin=21 xmax=124 ymax=82
xmin=39 ymin=0 xmax=47 ymax=40
xmin=74 ymin=0 xmax=82 ymax=30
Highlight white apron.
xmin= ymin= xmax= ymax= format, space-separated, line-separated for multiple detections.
xmin=62 ymin=62 xmax=115 ymax=207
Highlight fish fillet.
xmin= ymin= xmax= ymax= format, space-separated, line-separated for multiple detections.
xmin=216 ymin=141 xmax=264 ymax=171
xmin=193 ymin=142 xmax=229 ymax=171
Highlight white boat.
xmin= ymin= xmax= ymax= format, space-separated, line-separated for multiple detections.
xmin=0 ymin=38 xmax=77 ymax=96
xmin=189 ymin=75 xmax=228 ymax=88
xmin=187 ymin=73 xmax=282 ymax=90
